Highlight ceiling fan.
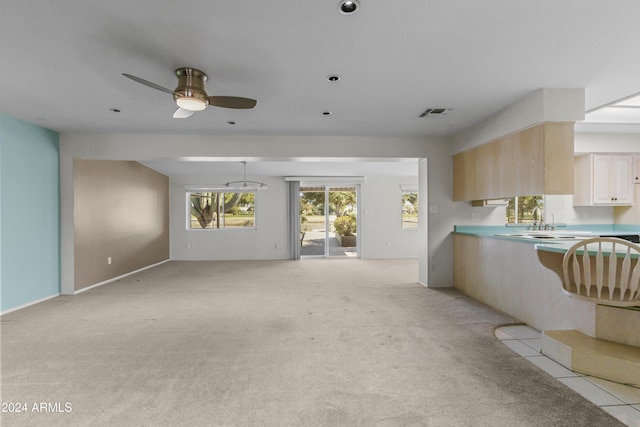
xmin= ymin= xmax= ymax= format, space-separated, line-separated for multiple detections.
xmin=122 ymin=67 xmax=257 ymax=118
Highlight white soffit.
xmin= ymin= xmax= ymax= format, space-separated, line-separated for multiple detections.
xmin=285 ymin=176 xmax=365 ymax=182
xmin=582 ymin=93 xmax=640 ymax=124
xmin=453 ymin=88 xmax=585 ymax=153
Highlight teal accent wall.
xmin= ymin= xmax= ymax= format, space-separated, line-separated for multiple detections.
xmin=0 ymin=114 xmax=60 ymax=312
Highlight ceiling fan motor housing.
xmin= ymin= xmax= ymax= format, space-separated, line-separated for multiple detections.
xmin=173 ymin=68 xmax=209 ymax=107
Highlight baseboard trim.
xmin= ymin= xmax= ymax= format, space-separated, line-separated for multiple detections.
xmin=1 ymin=293 xmax=61 ymax=316
xmin=74 ymin=259 xmax=170 ymax=295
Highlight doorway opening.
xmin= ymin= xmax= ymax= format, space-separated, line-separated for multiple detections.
xmin=299 ymin=185 xmax=359 ymax=257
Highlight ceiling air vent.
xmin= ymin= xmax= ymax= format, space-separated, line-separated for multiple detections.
xmin=419 ymin=108 xmax=451 ymax=118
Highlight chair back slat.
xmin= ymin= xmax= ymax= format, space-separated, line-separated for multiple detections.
xmin=632 ymin=262 xmax=640 ymax=299
xmin=620 ymin=247 xmax=632 ymax=300
xmin=562 ymin=237 xmax=640 ymax=307
xmin=595 ymin=242 xmax=604 ymax=297
xmin=571 ymin=255 xmax=581 ymax=293
xmin=582 ymin=249 xmax=591 ymax=296
xmin=608 ymin=242 xmax=617 ymax=299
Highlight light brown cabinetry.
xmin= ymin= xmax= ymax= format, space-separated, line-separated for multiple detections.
xmin=453 ymin=122 xmax=574 ymax=201
xmin=452 ymin=149 xmax=476 ymax=201
xmin=573 ymin=154 xmax=633 ymax=206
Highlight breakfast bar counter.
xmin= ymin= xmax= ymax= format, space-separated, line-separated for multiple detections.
xmin=453 ymin=224 xmax=640 ymax=337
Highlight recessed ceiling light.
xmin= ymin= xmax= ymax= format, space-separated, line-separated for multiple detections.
xmin=323 ymin=111 xmax=332 ymax=116
xmin=327 ymin=75 xmax=340 ymax=82
xmin=109 ymin=108 xmax=121 ymax=113
xmin=338 ymin=0 xmax=360 ymax=14
xmin=227 ymin=121 xmax=236 ymax=125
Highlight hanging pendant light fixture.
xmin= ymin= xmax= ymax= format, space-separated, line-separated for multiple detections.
xmin=224 ymin=161 xmax=268 ymax=190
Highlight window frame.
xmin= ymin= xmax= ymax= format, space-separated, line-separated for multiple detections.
xmin=401 ymin=187 xmax=419 ymax=229
xmin=186 ymin=188 xmax=257 ymax=230
xmin=506 ymin=195 xmax=544 ymax=224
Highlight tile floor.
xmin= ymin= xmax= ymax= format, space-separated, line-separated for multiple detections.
xmin=496 ymin=325 xmax=640 ymax=427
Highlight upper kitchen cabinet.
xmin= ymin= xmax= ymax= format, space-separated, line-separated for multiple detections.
xmin=574 ymin=154 xmax=634 ymax=206
xmin=452 ymin=122 xmax=574 ymax=201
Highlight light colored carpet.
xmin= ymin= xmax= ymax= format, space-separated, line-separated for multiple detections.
xmin=1 ymin=259 xmax=623 ymax=426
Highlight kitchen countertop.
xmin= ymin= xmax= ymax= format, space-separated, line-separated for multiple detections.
xmin=453 ymin=224 xmax=640 ymax=254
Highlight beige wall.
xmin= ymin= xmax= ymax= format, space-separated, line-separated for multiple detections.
xmin=73 ymin=159 xmax=169 ymax=290
xmin=60 ymin=134 xmax=443 ymax=292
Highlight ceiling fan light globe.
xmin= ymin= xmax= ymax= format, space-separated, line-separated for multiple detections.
xmin=176 ymin=97 xmax=207 ymax=111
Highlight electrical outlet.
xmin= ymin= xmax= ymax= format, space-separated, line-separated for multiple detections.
xmin=107 ymin=257 xmax=112 ymax=265
xmin=430 ymin=205 xmax=439 ymax=214
xmin=471 ymin=212 xmax=480 ymax=221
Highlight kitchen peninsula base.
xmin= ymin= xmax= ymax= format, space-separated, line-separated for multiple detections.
xmin=453 ymin=233 xmax=596 ymax=336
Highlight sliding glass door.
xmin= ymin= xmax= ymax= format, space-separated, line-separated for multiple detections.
xmin=299 ymin=187 xmax=326 ymax=256
xmin=299 ymin=185 xmax=359 ymax=258
xmin=328 ymin=186 xmax=357 ymax=256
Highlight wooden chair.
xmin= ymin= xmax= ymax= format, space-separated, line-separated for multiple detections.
xmin=562 ymin=237 xmax=640 ymax=307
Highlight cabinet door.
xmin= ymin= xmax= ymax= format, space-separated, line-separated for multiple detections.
xmin=592 ymin=155 xmax=613 ymax=204
xmin=635 ymin=156 xmax=640 ymax=184
xmin=611 ymin=156 xmax=633 ymax=204
xmin=453 ymin=149 xmax=476 ymax=201
xmin=476 ymin=143 xmax=500 ymax=199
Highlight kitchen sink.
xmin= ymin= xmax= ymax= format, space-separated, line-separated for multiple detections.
xmin=524 ymin=234 xmax=577 ymax=239
xmin=495 ymin=230 xmax=640 ymax=243
xmin=494 ymin=231 xmax=590 ymax=241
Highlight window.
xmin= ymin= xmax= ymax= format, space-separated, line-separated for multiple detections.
xmin=506 ymin=195 xmax=543 ymax=224
xmin=402 ymin=189 xmax=418 ymax=228
xmin=188 ymin=191 xmax=255 ymax=229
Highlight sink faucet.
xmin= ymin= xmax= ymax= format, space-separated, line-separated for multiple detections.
xmin=532 ymin=206 xmax=543 ymax=231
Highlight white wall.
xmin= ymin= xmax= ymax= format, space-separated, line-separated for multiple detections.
xmin=60 ymin=133 xmax=463 ymax=290
xmin=452 ymin=88 xmax=585 ymax=154
xmin=545 ymin=194 xmax=615 ymax=225
xmin=359 ymin=176 xmax=419 ymax=259
xmin=571 ymin=132 xmax=640 ymax=225
xmin=171 ymin=176 xmax=289 ymax=260
xmin=171 ymin=174 xmax=421 ymax=261
xmin=575 ymin=132 xmax=640 ymax=153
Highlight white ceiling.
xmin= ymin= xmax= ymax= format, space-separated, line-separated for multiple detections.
xmin=2 ymin=1 xmax=640 ymax=176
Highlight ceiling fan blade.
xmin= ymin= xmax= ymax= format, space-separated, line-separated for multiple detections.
xmin=122 ymin=73 xmax=176 ymax=95
xmin=173 ymin=107 xmax=196 ymax=119
xmin=208 ymin=96 xmax=257 ymax=109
